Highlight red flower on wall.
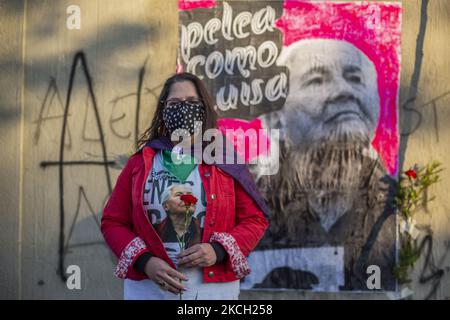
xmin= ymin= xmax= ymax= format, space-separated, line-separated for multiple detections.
xmin=405 ymin=169 xmax=417 ymax=179
xmin=180 ymin=194 xmax=198 ymax=206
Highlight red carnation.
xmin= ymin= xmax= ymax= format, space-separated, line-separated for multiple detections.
xmin=405 ymin=169 xmax=417 ymax=179
xmin=180 ymin=194 xmax=198 ymax=206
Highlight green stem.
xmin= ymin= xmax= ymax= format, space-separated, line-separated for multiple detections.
xmin=178 ymin=206 xmax=190 ymax=300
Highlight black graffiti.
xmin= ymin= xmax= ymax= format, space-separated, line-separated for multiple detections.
xmin=35 ymin=63 xmax=162 ymax=148
xmin=417 ymin=234 xmax=450 ymax=300
xmin=397 ymin=0 xmax=449 ymax=300
xmin=59 ymin=51 xmax=113 ymax=281
xmin=33 ymin=77 xmax=72 ymax=148
xmin=108 ymin=84 xmax=163 ymax=141
xmin=134 ymin=57 xmax=147 ymax=150
xmin=39 ymin=51 xmax=166 ymax=282
xmin=400 ymin=96 xmax=422 ymax=137
xmin=401 ymin=90 xmax=450 ymax=141
xmin=400 ymin=0 xmax=429 ymax=139
xmin=399 ymin=0 xmax=429 ymax=175
xmin=40 ymin=160 xmax=115 ymax=168
xmin=64 ymin=186 xmax=103 ymax=251
xmin=109 ymin=93 xmax=133 ymax=139
xmin=34 ymin=76 xmax=105 ymax=145
xmin=39 ymin=51 xmax=113 ymax=281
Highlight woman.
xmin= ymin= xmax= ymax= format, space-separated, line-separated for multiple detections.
xmin=101 ymin=72 xmax=270 ymax=300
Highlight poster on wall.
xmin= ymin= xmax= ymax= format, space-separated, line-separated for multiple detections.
xmin=178 ymin=0 xmax=402 ymax=291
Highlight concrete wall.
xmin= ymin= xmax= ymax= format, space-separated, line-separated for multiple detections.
xmin=0 ymin=0 xmax=449 ymax=299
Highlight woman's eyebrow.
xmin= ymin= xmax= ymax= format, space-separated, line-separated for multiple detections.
xmin=167 ymin=96 xmax=199 ymax=100
xmin=343 ymin=65 xmax=362 ymax=74
xmin=301 ymin=65 xmax=329 ymax=81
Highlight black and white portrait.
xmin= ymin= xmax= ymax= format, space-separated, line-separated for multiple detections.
xmin=247 ymin=39 xmax=397 ymax=291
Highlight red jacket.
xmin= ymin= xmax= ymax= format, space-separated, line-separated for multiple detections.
xmin=101 ymin=141 xmax=269 ymax=283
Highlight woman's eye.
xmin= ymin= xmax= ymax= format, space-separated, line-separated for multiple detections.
xmin=166 ymin=101 xmax=180 ymax=108
xmin=348 ymin=75 xmax=362 ymax=84
xmin=306 ymin=77 xmax=323 ymax=86
xmin=187 ymin=99 xmax=202 ymax=105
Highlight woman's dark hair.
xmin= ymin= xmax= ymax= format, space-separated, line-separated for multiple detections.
xmin=136 ymin=72 xmax=219 ymax=151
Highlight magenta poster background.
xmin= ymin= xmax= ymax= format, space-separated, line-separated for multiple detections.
xmin=276 ymin=1 xmax=401 ymax=176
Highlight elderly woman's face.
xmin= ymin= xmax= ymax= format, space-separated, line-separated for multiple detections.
xmin=163 ymin=185 xmax=195 ymax=215
xmin=279 ymin=40 xmax=380 ymax=146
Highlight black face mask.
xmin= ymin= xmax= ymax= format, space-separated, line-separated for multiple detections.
xmin=162 ymin=100 xmax=206 ymax=136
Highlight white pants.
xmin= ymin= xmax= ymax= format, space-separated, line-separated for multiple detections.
xmin=124 ymin=267 xmax=240 ymax=300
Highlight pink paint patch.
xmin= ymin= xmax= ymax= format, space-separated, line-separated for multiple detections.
xmin=217 ymin=118 xmax=270 ymax=164
xmin=276 ymin=1 xmax=402 ymax=176
xmin=178 ymin=0 xmax=216 ymax=10
xmin=176 ymin=63 xmax=184 ymax=74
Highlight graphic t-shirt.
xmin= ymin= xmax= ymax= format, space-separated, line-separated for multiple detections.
xmin=143 ymin=150 xmax=207 ymax=266
xmin=123 ymin=149 xmax=240 ymax=300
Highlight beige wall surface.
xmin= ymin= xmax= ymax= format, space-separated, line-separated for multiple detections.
xmin=0 ymin=0 xmax=449 ymax=299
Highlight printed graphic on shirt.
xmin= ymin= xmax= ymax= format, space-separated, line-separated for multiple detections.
xmin=143 ymin=151 xmax=207 ymax=266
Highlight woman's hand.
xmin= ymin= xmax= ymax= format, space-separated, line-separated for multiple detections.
xmin=144 ymin=256 xmax=188 ymax=294
xmin=177 ymin=243 xmax=217 ymax=268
